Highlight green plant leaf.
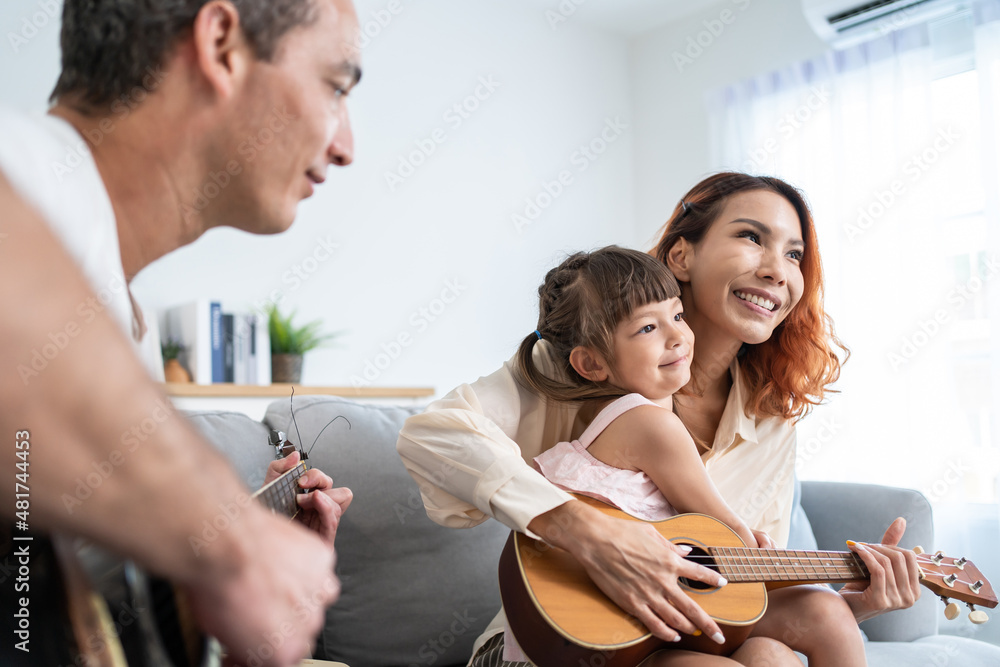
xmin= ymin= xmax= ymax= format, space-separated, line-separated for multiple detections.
xmin=267 ymin=303 xmax=341 ymax=355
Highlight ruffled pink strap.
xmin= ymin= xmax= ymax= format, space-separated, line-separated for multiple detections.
xmin=576 ymin=394 xmax=657 ymax=447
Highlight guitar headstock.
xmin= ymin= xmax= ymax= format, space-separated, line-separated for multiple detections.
xmin=913 ymin=546 xmax=997 ymax=624
xmin=268 ymin=429 xmax=307 ymax=461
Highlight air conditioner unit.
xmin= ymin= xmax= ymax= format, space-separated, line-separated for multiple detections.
xmin=802 ymin=0 xmax=965 ymax=48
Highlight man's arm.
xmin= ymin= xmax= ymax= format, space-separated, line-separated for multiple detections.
xmin=0 ymin=173 xmax=336 ymax=667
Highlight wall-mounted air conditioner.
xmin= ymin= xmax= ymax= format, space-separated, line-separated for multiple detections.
xmin=802 ymin=0 xmax=965 ymax=48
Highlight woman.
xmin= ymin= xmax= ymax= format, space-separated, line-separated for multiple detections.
xmin=397 ymin=172 xmax=922 ymax=666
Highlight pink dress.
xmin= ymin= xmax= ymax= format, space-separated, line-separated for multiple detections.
xmin=502 ymin=394 xmax=678 ymax=662
xmin=534 ymin=393 xmax=679 ymax=521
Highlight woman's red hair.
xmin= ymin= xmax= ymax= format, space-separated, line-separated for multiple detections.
xmin=651 ymin=172 xmax=848 ymax=421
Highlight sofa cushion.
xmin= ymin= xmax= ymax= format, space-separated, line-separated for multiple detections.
xmin=264 ymin=396 xmax=509 ymax=667
xmin=186 ymin=409 xmax=275 ymax=489
xmin=863 ymin=634 xmax=1000 ymax=666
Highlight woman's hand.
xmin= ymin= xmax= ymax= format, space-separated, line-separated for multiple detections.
xmin=751 ymin=530 xmax=776 ymax=550
xmin=528 ymin=500 xmax=728 ymax=645
xmin=839 ymin=517 xmax=922 ymax=622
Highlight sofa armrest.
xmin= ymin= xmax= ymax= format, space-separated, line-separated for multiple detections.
xmin=800 ymin=481 xmax=938 ymax=642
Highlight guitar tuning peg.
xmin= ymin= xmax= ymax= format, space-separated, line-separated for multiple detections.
xmin=932 ymin=551 xmax=945 ymax=564
xmin=955 ymin=557 xmax=967 ymax=570
xmin=913 ymin=546 xmax=925 ymax=555
xmin=941 ymin=596 xmax=960 ymax=620
xmin=970 ymin=580 xmax=984 ymax=593
xmin=968 ymin=606 xmax=989 ymax=625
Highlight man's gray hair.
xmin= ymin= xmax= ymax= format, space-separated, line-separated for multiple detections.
xmin=51 ymin=0 xmax=318 ymax=114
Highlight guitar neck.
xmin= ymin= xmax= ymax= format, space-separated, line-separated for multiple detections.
xmin=708 ymin=547 xmax=869 ymax=585
xmin=252 ymin=461 xmax=307 ymax=519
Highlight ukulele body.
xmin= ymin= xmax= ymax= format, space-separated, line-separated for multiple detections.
xmin=499 ymin=501 xmax=766 ymax=667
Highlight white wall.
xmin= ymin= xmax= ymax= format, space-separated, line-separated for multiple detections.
xmin=629 ymin=0 xmax=828 ymax=247
xmin=0 ymin=0 xmax=638 ymax=396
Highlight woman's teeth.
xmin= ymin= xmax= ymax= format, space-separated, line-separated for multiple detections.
xmin=735 ymin=291 xmax=775 ymax=311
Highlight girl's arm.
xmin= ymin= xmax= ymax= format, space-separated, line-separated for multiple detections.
xmin=592 ymin=405 xmax=763 ymax=548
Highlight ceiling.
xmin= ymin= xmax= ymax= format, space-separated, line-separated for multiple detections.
xmin=512 ymin=0 xmax=731 ymax=36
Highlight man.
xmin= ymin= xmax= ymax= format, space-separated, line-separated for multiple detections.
xmin=1 ymin=0 xmax=359 ymax=665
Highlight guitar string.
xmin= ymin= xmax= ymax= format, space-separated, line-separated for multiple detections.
xmin=689 ymin=549 xmax=983 ymax=584
xmin=688 ymin=551 xmax=949 ymax=567
xmin=694 ymin=549 xmax=867 ymax=581
xmin=262 ymin=463 xmax=305 ymax=516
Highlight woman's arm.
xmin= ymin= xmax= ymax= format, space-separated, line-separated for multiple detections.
xmin=396 ymin=356 xmax=573 ymax=535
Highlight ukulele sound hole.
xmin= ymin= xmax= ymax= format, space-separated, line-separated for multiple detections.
xmin=677 ymin=545 xmax=721 ymax=590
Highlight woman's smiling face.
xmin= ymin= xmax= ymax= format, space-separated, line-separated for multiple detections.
xmin=673 ymin=190 xmax=806 ymax=346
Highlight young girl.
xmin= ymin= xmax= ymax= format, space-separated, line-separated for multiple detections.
xmin=502 ymin=245 xmax=864 ymax=666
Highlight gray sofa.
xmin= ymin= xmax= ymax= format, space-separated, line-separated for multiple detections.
xmin=187 ymin=396 xmax=1000 ymax=666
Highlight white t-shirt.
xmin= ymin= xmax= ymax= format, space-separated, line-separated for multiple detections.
xmin=0 ymin=107 xmax=163 ymax=379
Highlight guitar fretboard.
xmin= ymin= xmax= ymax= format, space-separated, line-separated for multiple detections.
xmin=252 ymin=462 xmax=307 ymax=519
xmin=708 ymin=548 xmax=870 ymax=584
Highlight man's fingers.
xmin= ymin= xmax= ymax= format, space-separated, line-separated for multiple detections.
xmin=266 ymin=451 xmax=300 ymax=484
xmin=327 ymin=486 xmax=353 ymax=511
xmin=297 ymin=467 xmax=332 ymax=489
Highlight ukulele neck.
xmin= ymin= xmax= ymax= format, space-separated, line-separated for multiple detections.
xmin=709 ymin=547 xmax=869 ymax=585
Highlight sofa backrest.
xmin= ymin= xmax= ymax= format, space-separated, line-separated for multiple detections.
xmin=801 ymin=480 xmax=937 ymax=642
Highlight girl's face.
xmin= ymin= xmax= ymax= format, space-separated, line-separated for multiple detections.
xmin=670 ymin=190 xmax=805 ymax=346
xmin=605 ymin=297 xmax=694 ymax=404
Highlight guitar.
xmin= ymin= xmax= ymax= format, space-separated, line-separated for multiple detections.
xmin=499 ymin=494 xmax=997 ymax=667
xmin=0 ymin=429 xmax=310 ymax=667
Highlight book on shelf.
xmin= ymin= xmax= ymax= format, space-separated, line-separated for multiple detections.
xmin=160 ymin=301 xmax=270 ymax=385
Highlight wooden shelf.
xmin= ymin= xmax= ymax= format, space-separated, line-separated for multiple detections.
xmin=163 ymin=383 xmax=434 ymax=399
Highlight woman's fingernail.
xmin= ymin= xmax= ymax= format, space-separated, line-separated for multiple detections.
xmin=712 ymin=632 xmax=726 ymax=645
xmin=672 ymin=635 xmax=682 ymax=642
xmin=846 ymin=540 xmax=856 ymax=547
xmin=677 ymin=544 xmax=693 ymax=554
xmin=717 ymin=576 xmax=728 ymax=586
xmin=693 ymin=629 xmax=702 ymax=637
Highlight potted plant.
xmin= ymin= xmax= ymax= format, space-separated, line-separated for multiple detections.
xmin=161 ymin=337 xmax=191 ymax=382
xmin=266 ymin=304 xmax=340 ymax=384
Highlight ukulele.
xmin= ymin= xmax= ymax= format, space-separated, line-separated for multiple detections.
xmin=499 ymin=494 xmax=997 ymax=667
xmin=1 ymin=429 xmax=310 ymax=667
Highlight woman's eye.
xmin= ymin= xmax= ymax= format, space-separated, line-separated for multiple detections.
xmin=737 ymin=230 xmax=760 ymax=244
xmin=787 ymin=249 xmax=804 ymax=261
xmin=674 ymin=312 xmax=685 ymax=321
xmin=638 ymin=324 xmax=655 ymax=334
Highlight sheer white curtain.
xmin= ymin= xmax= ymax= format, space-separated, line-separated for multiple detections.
xmin=707 ymin=2 xmax=1000 ymax=508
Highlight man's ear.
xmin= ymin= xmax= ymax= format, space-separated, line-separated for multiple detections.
xmin=666 ymin=238 xmax=694 ymax=282
xmin=191 ymin=0 xmax=251 ymax=99
xmin=569 ymin=346 xmax=610 ymax=383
